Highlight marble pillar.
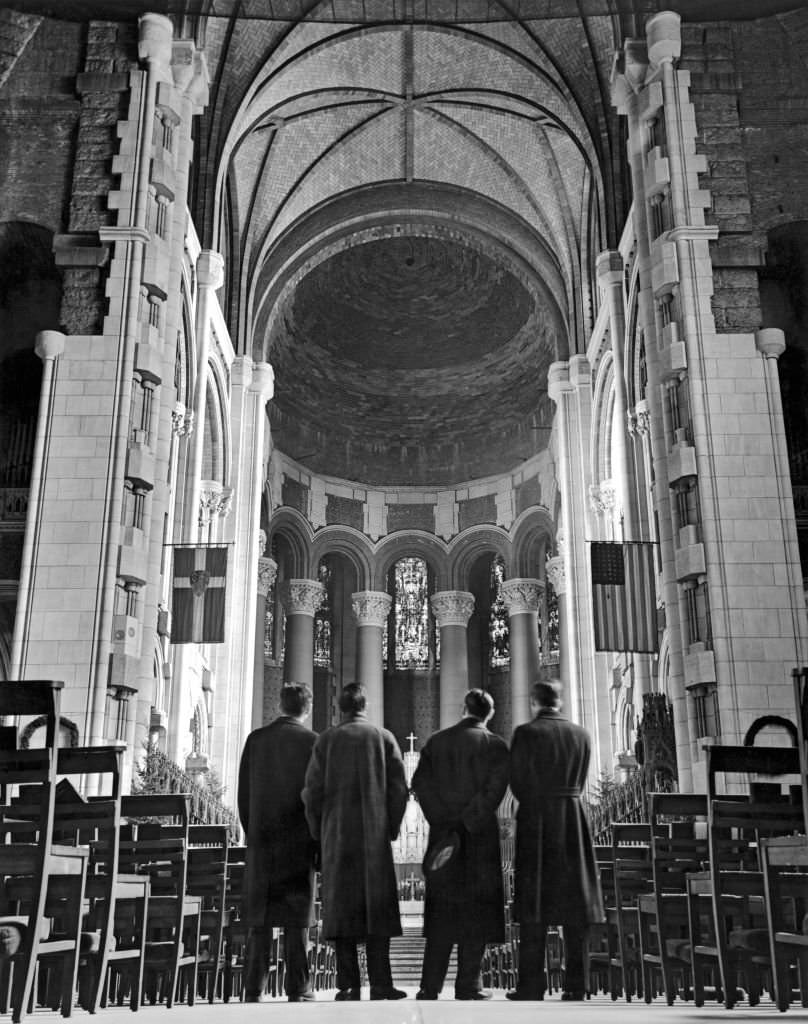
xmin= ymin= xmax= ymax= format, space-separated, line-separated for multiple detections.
xmin=279 ymin=579 xmax=325 ymax=691
xmin=351 ymin=590 xmax=392 ymax=728
xmin=431 ymin=591 xmax=475 ymax=729
xmin=501 ymin=578 xmax=543 ymax=728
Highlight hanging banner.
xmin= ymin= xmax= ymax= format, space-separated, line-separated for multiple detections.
xmin=171 ymin=545 xmax=228 ymax=644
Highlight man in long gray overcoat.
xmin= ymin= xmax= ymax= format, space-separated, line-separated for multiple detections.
xmin=302 ymin=682 xmax=409 ymax=1001
xmin=508 ymin=680 xmax=604 ymax=1001
xmin=411 ymin=688 xmax=509 ymax=1000
xmin=237 ymin=683 xmax=317 ymax=1002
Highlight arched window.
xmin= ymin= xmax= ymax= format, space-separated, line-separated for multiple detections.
xmin=313 ymin=558 xmax=334 ymax=668
xmin=489 ymin=554 xmax=509 ymax=667
xmin=385 ymin=556 xmax=435 ymax=669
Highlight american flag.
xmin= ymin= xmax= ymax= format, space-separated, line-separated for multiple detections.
xmin=171 ymin=546 xmax=228 ymax=644
xmin=591 ymin=541 xmax=659 ymax=654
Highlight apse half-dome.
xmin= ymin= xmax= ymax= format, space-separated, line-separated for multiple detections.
xmin=267 ymin=230 xmax=563 ymax=488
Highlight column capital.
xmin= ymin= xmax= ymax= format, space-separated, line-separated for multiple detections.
xmin=755 ymin=328 xmax=786 ymax=360
xmin=257 ymin=557 xmax=277 ymax=598
xmin=250 ymin=361 xmax=275 ymax=401
xmin=35 ymin=330 xmax=65 ymax=361
xmin=545 ymin=556 xmax=566 ymax=596
xmin=501 ymin=578 xmax=543 ymax=615
xmin=596 ymin=250 xmax=624 ymax=288
xmin=646 ymin=10 xmax=681 ymax=68
xmin=199 ymin=480 xmax=232 ymax=525
xmin=430 ymin=590 xmax=475 ymax=628
xmin=196 ymin=250 xmax=224 ymax=290
xmin=279 ymin=579 xmax=325 ymax=617
xmin=351 ymin=590 xmax=392 ymax=628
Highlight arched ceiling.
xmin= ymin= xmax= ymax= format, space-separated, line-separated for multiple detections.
xmin=194 ymin=10 xmax=622 ymax=485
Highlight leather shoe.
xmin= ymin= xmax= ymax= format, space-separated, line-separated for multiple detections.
xmin=561 ymin=990 xmax=586 ymax=1001
xmin=288 ymin=991 xmax=316 ymax=1002
xmin=244 ymin=993 xmax=270 ymax=1003
xmin=335 ymin=988 xmax=360 ymax=1000
xmin=416 ymin=990 xmax=438 ymax=1000
xmin=506 ymin=989 xmax=544 ymax=1000
xmin=370 ymin=986 xmax=407 ymax=1000
xmin=456 ymin=989 xmax=493 ymax=1000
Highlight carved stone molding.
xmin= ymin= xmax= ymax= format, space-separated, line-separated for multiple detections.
xmin=351 ymin=590 xmax=392 ymax=628
xmin=257 ymin=557 xmax=277 ymax=598
xmin=501 ymin=578 xmax=543 ymax=615
xmin=279 ymin=579 xmax=326 ymax=617
xmin=430 ymin=590 xmax=475 ymax=628
xmin=627 ymin=399 xmax=650 ymax=438
xmin=545 ymin=556 xmax=566 ymax=596
xmin=172 ymin=404 xmax=194 ymax=437
xmin=198 ymin=481 xmax=233 ymax=525
xmin=589 ymin=480 xmax=617 ymax=517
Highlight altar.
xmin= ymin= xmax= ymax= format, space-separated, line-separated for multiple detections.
xmin=392 ymin=734 xmax=428 ymax=929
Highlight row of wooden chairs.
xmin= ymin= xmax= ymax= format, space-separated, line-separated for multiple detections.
xmin=0 ymin=680 xmax=253 ymax=1019
xmin=586 ymin=743 xmax=807 ymax=1011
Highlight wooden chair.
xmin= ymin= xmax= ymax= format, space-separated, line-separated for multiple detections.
xmin=221 ymin=845 xmax=247 ymax=1002
xmin=53 ymin=744 xmax=148 ymax=1013
xmin=186 ymin=824 xmax=229 ymax=1002
xmin=119 ymin=794 xmax=202 ymax=1008
xmin=638 ymin=792 xmax=709 ymax=1005
xmin=584 ymin=844 xmax=617 ymax=996
xmin=760 ymin=834 xmax=808 ymax=1012
xmin=609 ymin=822 xmax=656 ymax=1002
xmin=0 ymin=679 xmax=89 ymax=1023
xmin=689 ymin=797 xmax=804 ymax=1009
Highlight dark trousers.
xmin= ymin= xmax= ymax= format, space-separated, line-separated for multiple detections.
xmin=420 ymin=930 xmax=485 ymax=997
xmin=245 ymin=925 xmax=310 ymax=998
xmin=334 ymin=936 xmax=393 ymax=991
xmin=517 ymin=919 xmax=585 ymax=997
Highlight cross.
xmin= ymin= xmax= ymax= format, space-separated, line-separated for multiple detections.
xmin=173 ymin=547 xmax=226 ymax=642
xmin=406 ymin=732 xmax=417 ymax=755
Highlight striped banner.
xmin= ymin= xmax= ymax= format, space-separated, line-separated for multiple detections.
xmin=591 ymin=541 xmax=659 ymax=653
xmin=171 ymin=546 xmax=228 ymax=644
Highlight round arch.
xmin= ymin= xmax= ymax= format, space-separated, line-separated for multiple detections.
xmin=374 ymin=531 xmax=450 ymax=591
xmin=309 ymin=525 xmax=374 ymax=588
xmin=448 ymin=526 xmax=511 ymax=590
xmin=511 ymin=506 xmax=556 ymax=577
xmin=267 ymin=507 xmax=313 ymax=579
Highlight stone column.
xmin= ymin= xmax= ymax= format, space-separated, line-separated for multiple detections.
xmin=351 ymin=591 xmax=392 ymax=728
xmin=544 ymin=555 xmax=567 ymax=694
xmin=186 ymin=249 xmax=224 ymax=537
xmin=501 ymin=579 xmax=542 ymax=728
xmin=279 ymin=580 xmax=326 ymax=691
xmin=10 ymin=330 xmax=66 ymax=678
xmin=430 ymin=591 xmax=475 ymax=729
xmin=254 ymin=540 xmax=277 ymax=730
xmin=596 ymin=250 xmax=636 ymax=538
xmin=548 ymin=359 xmax=600 ymax=765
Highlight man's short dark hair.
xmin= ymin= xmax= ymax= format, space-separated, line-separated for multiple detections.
xmin=530 ymin=680 xmax=561 ymax=709
xmin=280 ymin=683 xmax=312 ymax=717
xmin=338 ymin=682 xmax=367 ymax=715
xmin=464 ymin=688 xmax=494 ymax=720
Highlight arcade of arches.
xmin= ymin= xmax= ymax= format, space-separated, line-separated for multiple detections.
xmin=0 ymin=0 xmax=807 ymax=806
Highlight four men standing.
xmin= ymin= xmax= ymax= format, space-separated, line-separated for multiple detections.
xmin=238 ymin=678 xmax=602 ymax=1002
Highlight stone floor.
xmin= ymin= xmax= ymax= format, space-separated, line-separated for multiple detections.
xmin=23 ymin=988 xmax=808 ymax=1023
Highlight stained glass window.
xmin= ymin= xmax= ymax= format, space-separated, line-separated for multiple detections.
xmin=489 ymin=555 xmax=510 ymax=667
xmin=386 ymin=557 xmax=432 ymax=669
xmin=314 ymin=559 xmax=333 ymax=668
xmin=545 ymin=557 xmax=560 ymax=656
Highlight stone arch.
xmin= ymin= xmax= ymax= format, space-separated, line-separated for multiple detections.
xmin=309 ymin=525 xmax=374 ymax=588
xmin=268 ymin=507 xmax=312 ymax=580
xmin=374 ymin=531 xmax=450 ymax=591
xmin=591 ymin=349 xmax=615 ymax=490
xmin=448 ymin=526 xmax=511 ymax=590
xmin=202 ymin=361 xmax=230 ymax=485
xmin=511 ymin=507 xmax=555 ymax=578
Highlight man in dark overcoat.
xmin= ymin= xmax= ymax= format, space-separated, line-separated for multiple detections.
xmin=302 ymin=682 xmax=408 ymax=1001
xmin=508 ymin=680 xmax=604 ymax=1001
xmin=237 ymin=683 xmax=317 ymax=1002
xmin=411 ymin=688 xmax=509 ymax=1001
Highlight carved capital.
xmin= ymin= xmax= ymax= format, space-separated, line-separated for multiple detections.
xmin=351 ymin=590 xmax=392 ymax=628
xmin=590 ymin=480 xmax=617 ymax=517
xmin=279 ymin=579 xmax=326 ymax=617
xmin=501 ymin=578 xmax=543 ymax=615
xmin=430 ymin=591 xmax=475 ymax=628
xmin=172 ymin=403 xmax=194 ymax=437
xmin=545 ymin=556 xmax=566 ymax=596
xmin=198 ymin=481 xmax=232 ymax=526
xmin=257 ymin=557 xmax=277 ymax=598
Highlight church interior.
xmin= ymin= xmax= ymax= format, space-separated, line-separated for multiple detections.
xmin=1 ymin=0 xmax=808 ymax=1010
